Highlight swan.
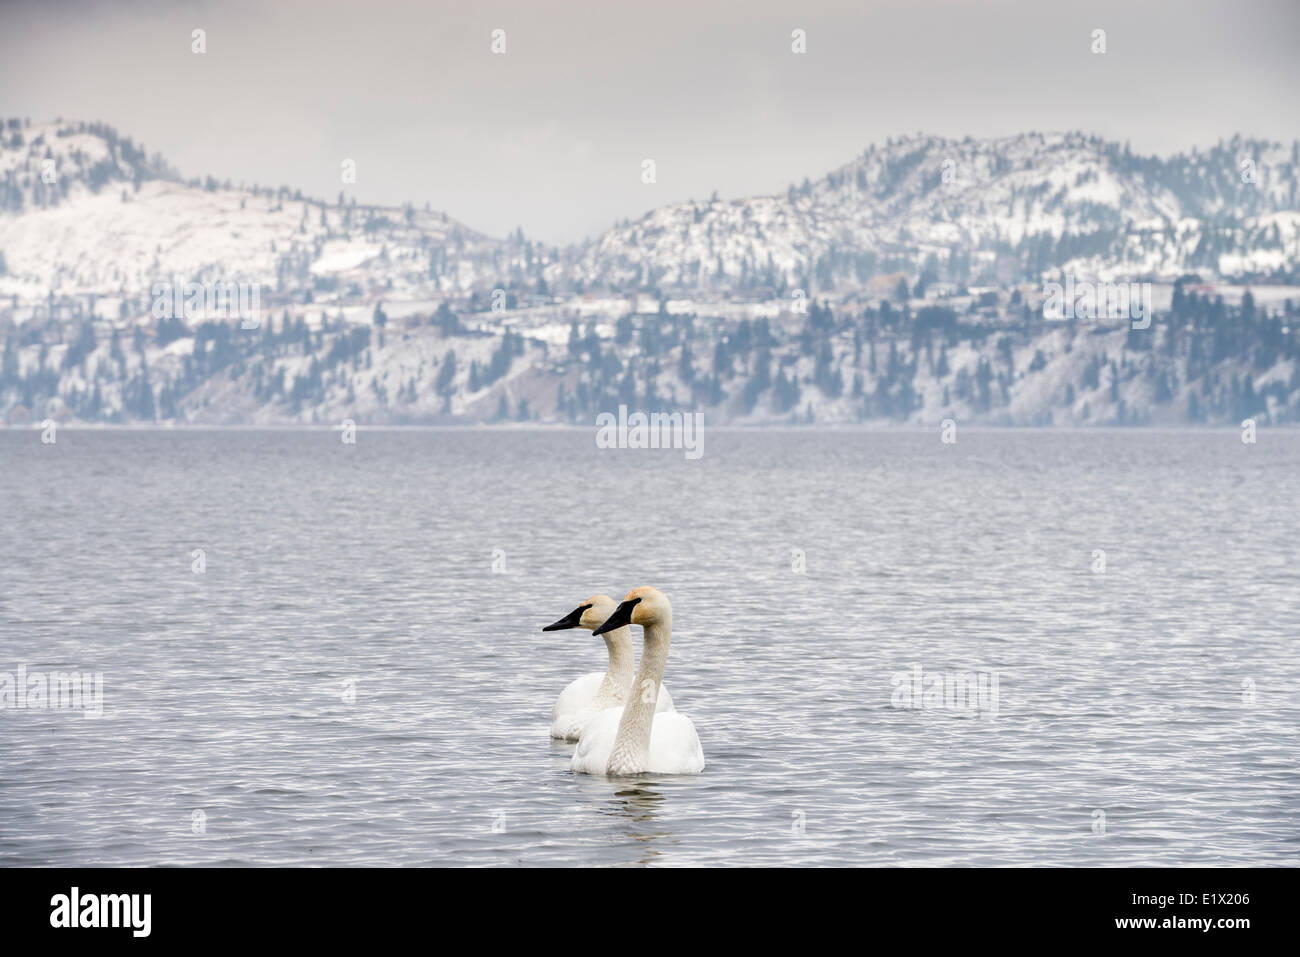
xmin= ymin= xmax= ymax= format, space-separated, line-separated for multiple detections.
xmin=571 ymin=587 xmax=704 ymax=775
xmin=543 ymin=594 xmax=675 ymax=741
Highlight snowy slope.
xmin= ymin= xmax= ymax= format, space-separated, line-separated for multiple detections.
xmin=575 ymin=133 xmax=1300 ymax=291
xmin=0 ymin=119 xmax=555 ymax=310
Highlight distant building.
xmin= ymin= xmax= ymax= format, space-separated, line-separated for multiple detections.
xmin=924 ymin=282 xmax=958 ymax=299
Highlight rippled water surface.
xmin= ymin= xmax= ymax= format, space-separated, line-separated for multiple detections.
xmin=1 ymin=428 xmax=1297 ymax=866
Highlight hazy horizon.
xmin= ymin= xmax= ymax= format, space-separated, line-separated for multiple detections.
xmin=3 ymin=0 xmax=1298 ymax=244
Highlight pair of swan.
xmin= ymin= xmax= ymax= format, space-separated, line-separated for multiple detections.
xmin=543 ymin=587 xmax=704 ymax=776
xmin=545 ymin=594 xmax=675 ymax=740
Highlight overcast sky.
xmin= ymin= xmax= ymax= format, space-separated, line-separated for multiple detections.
xmin=2 ymin=0 xmax=1297 ymax=244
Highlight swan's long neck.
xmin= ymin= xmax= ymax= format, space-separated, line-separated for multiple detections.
xmin=607 ymin=614 xmax=671 ymax=774
xmin=590 ymin=626 xmax=635 ymax=711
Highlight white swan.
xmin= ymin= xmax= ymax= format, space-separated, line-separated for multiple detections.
xmin=571 ymin=587 xmax=704 ymax=775
xmin=544 ymin=594 xmax=674 ymax=741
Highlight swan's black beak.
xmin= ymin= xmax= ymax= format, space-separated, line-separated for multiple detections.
xmin=592 ymin=597 xmax=641 ymax=636
xmin=542 ymin=603 xmax=591 ymax=632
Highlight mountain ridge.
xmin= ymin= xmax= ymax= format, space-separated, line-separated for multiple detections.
xmin=4 ymin=120 xmax=1299 ymax=305
xmin=1 ymin=117 xmax=1297 ymax=428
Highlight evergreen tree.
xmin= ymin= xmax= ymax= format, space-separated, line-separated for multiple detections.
xmin=436 ymin=350 xmax=457 ymax=395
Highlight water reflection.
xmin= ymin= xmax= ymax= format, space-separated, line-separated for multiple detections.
xmin=608 ymin=781 xmax=669 ymax=865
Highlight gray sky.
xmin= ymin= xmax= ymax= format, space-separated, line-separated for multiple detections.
xmin=2 ymin=0 xmax=1297 ymax=244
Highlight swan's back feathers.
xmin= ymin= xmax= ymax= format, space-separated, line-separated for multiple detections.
xmin=648 ymin=711 xmax=704 ymax=773
xmin=550 ymin=672 xmax=603 ymax=739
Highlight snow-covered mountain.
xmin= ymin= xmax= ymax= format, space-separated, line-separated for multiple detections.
xmin=0 ymin=119 xmax=560 ymax=310
xmin=4 ymin=122 xmax=1297 ymax=311
xmin=576 ymin=132 xmax=1300 ymax=292
xmin=1 ymin=119 xmax=1298 ymax=428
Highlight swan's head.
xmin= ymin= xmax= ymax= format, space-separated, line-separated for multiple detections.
xmin=541 ymin=594 xmax=619 ymax=633
xmin=592 ymin=586 xmax=670 ymax=635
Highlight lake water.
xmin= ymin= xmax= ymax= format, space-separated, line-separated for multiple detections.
xmin=1 ymin=428 xmax=1297 ymax=866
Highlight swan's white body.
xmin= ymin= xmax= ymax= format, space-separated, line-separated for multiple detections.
xmin=571 ymin=587 xmax=704 ymax=775
xmin=570 ymin=702 xmax=703 ymax=775
xmin=550 ymin=671 xmax=674 ymax=741
xmin=545 ymin=594 xmax=674 ymax=742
